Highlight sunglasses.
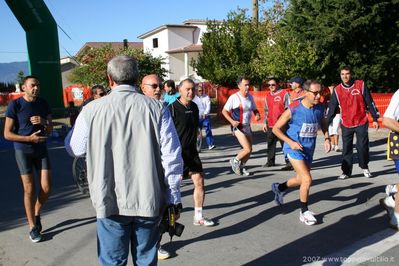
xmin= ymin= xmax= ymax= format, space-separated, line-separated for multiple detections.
xmin=98 ymin=92 xmax=106 ymax=97
xmin=307 ymin=90 xmax=321 ymax=96
xmin=144 ymin=84 xmax=160 ymax=89
xmin=268 ymin=84 xmax=277 ymax=87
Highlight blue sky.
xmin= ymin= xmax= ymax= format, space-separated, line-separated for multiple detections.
xmin=0 ymin=0 xmax=253 ymax=63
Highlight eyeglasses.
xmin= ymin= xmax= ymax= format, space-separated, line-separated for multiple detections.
xmin=144 ymin=84 xmax=160 ymax=89
xmin=307 ymin=90 xmax=321 ymax=96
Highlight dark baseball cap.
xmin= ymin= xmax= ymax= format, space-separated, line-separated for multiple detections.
xmin=288 ymin=77 xmax=304 ymax=84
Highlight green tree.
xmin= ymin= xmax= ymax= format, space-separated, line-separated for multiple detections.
xmin=70 ymin=44 xmax=167 ymax=86
xmin=194 ymin=9 xmax=265 ymax=87
xmin=281 ymin=0 xmax=399 ymax=89
xmin=252 ymin=0 xmax=318 ymax=82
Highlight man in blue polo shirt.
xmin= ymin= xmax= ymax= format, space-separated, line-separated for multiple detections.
xmin=4 ymin=75 xmax=52 ymax=243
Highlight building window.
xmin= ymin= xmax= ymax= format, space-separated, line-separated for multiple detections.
xmin=153 ymin=38 xmax=158 ymax=48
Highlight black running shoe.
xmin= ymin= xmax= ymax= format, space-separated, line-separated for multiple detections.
xmin=29 ymin=226 xmax=42 ymax=243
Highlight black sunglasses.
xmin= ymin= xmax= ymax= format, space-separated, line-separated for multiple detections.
xmin=98 ymin=92 xmax=106 ymax=97
xmin=267 ymin=84 xmax=277 ymax=87
xmin=144 ymin=83 xmax=160 ymax=89
xmin=307 ymin=90 xmax=321 ymax=96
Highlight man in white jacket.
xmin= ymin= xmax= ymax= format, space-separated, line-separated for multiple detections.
xmin=192 ymin=83 xmax=215 ymax=150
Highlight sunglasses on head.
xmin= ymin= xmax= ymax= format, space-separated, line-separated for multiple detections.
xmin=144 ymin=84 xmax=160 ymax=89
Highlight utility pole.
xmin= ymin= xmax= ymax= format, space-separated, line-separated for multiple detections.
xmin=252 ymin=0 xmax=259 ymax=26
xmin=253 ymin=0 xmax=261 ymax=91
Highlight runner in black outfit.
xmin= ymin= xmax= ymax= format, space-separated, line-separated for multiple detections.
xmin=169 ymin=78 xmax=214 ymax=226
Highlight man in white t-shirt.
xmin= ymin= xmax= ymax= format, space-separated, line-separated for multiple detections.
xmin=192 ymin=84 xmax=215 ymax=150
xmin=222 ymin=77 xmax=260 ymax=176
xmin=381 ymin=90 xmax=399 ymax=230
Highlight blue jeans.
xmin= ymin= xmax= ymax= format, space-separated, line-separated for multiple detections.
xmin=97 ymin=215 xmax=160 ymax=266
xmin=199 ymin=116 xmax=214 ymax=147
xmin=394 ymin=160 xmax=399 ymax=173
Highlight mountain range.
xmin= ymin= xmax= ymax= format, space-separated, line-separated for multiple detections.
xmin=0 ymin=61 xmax=29 ymax=83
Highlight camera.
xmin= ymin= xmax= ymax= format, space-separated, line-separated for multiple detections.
xmin=159 ymin=204 xmax=184 ymax=241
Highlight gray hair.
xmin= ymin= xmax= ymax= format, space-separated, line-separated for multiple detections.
xmin=107 ymin=55 xmax=139 ymax=85
xmin=178 ymin=78 xmax=195 ymax=88
xmin=303 ymin=79 xmax=321 ymax=90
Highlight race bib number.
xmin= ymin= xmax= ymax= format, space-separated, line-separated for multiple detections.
xmin=299 ymin=123 xmax=318 ymax=138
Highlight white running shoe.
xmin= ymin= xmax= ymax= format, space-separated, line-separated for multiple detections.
xmin=271 ymin=183 xmax=285 ymax=205
xmin=363 ymin=169 xmax=372 ymax=178
xmin=385 ymin=184 xmax=398 ymax=196
xmin=299 ymin=210 xmax=317 ymax=225
xmin=338 ymin=173 xmax=349 ymax=180
xmin=242 ymin=168 xmax=251 ymax=176
xmin=390 ymin=212 xmax=399 ymax=230
xmin=380 ymin=197 xmax=395 ymax=217
xmin=158 ymin=247 xmax=170 ymax=260
xmin=193 ymin=217 xmax=215 ymax=227
xmin=230 ymin=158 xmax=242 ymax=176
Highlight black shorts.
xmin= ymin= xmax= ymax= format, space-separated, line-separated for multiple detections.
xmin=15 ymin=147 xmax=51 ymax=175
xmin=182 ymin=149 xmax=203 ymax=179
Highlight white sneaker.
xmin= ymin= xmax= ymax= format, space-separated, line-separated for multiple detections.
xmin=271 ymin=183 xmax=285 ymax=205
xmin=389 ymin=212 xmax=399 ymax=230
xmin=386 ymin=184 xmax=398 ymax=196
xmin=242 ymin=168 xmax=251 ymax=176
xmin=158 ymin=247 xmax=170 ymax=260
xmin=363 ymin=169 xmax=372 ymax=178
xmin=334 ymin=146 xmax=342 ymax=152
xmin=230 ymin=158 xmax=242 ymax=176
xmin=193 ymin=217 xmax=215 ymax=226
xmin=380 ymin=197 xmax=395 ymax=217
xmin=338 ymin=173 xmax=349 ymax=180
xmin=299 ymin=210 xmax=317 ymax=225
xmin=208 ymin=145 xmax=215 ymax=150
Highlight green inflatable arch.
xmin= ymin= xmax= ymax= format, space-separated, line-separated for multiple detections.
xmin=6 ymin=0 xmax=63 ymax=115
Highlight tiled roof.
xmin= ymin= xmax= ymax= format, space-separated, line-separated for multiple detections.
xmin=167 ymin=44 xmax=203 ymax=54
xmin=76 ymin=42 xmax=143 ymax=57
xmin=138 ymin=24 xmax=197 ymax=39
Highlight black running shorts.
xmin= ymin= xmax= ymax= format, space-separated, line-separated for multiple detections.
xmin=15 ymin=147 xmax=51 ymax=175
xmin=182 ymin=148 xmax=203 ymax=179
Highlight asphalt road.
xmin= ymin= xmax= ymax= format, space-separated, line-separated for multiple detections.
xmin=0 ymin=125 xmax=398 ymax=266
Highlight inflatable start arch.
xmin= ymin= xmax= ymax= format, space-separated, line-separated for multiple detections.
xmin=6 ymin=0 xmax=64 ymax=114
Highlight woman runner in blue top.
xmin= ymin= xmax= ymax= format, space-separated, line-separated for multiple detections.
xmin=271 ymin=80 xmax=331 ymax=226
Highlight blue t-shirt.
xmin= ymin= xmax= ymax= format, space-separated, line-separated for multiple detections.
xmin=163 ymin=92 xmax=180 ymax=105
xmin=283 ymin=101 xmax=324 ymax=160
xmin=5 ymin=97 xmax=52 ymax=151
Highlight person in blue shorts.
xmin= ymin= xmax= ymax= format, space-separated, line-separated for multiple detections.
xmin=3 ymin=75 xmax=53 ymax=242
xmin=271 ymin=80 xmax=331 ymax=225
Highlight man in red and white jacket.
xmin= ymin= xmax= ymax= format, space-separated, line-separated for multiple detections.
xmin=326 ymin=66 xmax=379 ymax=180
xmin=262 ymin=78 xmax=289 ymax=167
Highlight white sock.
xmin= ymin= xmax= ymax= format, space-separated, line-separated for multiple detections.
xmin=332 ymin=144 xmax=336 ymax=150
xmin=194 ymin=207 xmax=203 ymax=220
